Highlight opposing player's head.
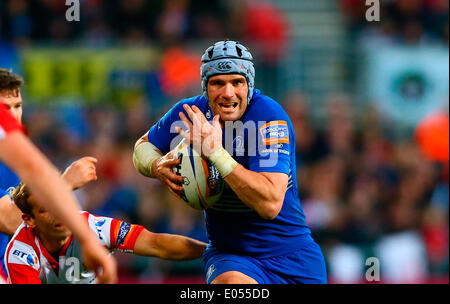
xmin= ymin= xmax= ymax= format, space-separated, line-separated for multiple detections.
xmin=0 ymin=68 xmax=24 ymax=124
xmin=201 ymin=40 xmax=255 ymax=122
xmin=13 ymin=183 xmax=71 ymax=240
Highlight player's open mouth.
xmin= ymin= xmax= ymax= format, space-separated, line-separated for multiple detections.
xmin=218 ymin=102 xmax=238 ymax=110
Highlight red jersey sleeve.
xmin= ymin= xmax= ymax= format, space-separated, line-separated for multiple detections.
xmin=6 ymin=264 xmax=42 ymax=284
xmin=5 ymin=234 xmax=42 ymax=284
xmin=109 ymin=219 xmax=145 ymax=253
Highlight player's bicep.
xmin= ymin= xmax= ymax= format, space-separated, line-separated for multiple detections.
xmin=132 ymin=229 xmax=160 ymax=257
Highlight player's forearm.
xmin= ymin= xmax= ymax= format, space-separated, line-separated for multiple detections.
xmin=133 ymin=132 xmax=163 ymax=178
xmin=224 ymin=165 xmax=286 ymax=220
xmin=134 ymin=230 xmax=207 ymax=260
xmin=0 ymin=196 xmax=22 ymax=235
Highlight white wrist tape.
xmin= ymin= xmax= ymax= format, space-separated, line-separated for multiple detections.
xmin=133 ymin=141 xmax=162 ymax=177
xmin=208 ymin=147 xmax=238 ymax=178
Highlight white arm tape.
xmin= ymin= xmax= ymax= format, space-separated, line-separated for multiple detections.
xmin=133 ymin=141 xmax=162 ymax=178
xmin=208 ymin=147 xmax=238 ymax=178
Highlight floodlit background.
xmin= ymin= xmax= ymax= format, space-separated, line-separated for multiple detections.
xmin=0 ymin=0 xmax=448 ymax=284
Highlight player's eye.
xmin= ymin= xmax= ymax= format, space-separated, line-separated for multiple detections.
xmin=210 ymin=80 xmax=224 ymax=86
xmin=233 ymin=79 xmax=245 ymax=86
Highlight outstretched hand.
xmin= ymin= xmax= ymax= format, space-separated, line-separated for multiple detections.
xmin=176 ymin=104 xmax=222 ymax=159
xmin=62 ymin=157 xmax=98 ymax=190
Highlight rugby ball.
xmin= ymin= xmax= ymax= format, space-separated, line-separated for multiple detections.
xmin=172 ymin=139 xmax=224 ymax=210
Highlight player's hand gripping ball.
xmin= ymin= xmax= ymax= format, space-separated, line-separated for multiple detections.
xmin=172 ymin=139 xmax=224 ymax=210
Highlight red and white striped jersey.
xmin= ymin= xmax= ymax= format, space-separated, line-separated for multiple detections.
xmin=4 ymin=211 xmax=144 ymax=284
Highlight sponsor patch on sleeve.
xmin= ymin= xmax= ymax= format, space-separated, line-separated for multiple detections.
xmin=9 ymin=242 xmax=40 ymax=271
xmin=259 ymin=121 xmax=289 ymax=146
xmin=116 ymin=222 xmax=131 ymax=246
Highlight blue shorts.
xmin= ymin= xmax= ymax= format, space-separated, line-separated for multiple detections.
xmin=203 ymin=238 xmax=327 ymax=284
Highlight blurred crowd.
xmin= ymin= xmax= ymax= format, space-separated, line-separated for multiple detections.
xmin=1 ymin=0 xmax=230 ymax=45
xmin=0 ymin=0 xmax=289 ymax=62
xmin=341 ymin=0 xmax=449 ymax=45
xmin=1 ymin=0 xmax=448 ymax=283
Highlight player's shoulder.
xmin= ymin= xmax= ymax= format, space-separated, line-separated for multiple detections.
xmin=172 ymin=95 xmax=207 ymax=111
xmin=9 ymin=222 xmax=34 ymax=245
xmin=246 ymin=89 xmax=290 ymax=121
xmin=82 ymin=211 xmax=109 ymax=229
xmin=6 ymin=223 xmax=40 ymax=269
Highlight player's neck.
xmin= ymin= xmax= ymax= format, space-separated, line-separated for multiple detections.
xmin=37 ymin=233 xmax=71 ymax=255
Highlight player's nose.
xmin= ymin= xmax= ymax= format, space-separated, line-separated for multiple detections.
xmin=222 ymin=83 xmax=235 ymax=99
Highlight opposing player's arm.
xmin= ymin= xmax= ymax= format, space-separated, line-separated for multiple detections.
xmin=133 ymin=229 xmax=207 ymax=260
xmin=0 ymin=195 xmax=22 ymax=235
xmin=61 ymin=156 xmax=98 ymax=190
xmin=105 ymin=215 xmax=206 ymax=260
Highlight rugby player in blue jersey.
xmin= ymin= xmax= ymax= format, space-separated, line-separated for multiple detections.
xmin=133 ymin=40 xmax=327 ymax=284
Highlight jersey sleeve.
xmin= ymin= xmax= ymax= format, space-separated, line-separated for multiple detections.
xmin=109 ymin=219 xmax=145 ymax=253
xmin=147 ymin=99 xmax=191 ymax=155
xmin=86 ymin=212 xmax=144 ymax=253
xmin=0 ymin=106 xmax=22 ymax=140
xmin=247 ymin=107 xmax=292 ymax=175
xmin=5 ymin=240 xmax=42 ymax=284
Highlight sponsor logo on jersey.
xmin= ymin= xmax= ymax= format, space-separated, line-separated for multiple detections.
xmin=26 ymin=254 xmax=38 ymax=267
xmin=12 ymin=249 xmax=39 ymax=268
xmin=117 ymin=222 xmax=131 ymax=245
xmin=12 ymin=249 xmax=28 ymax=259
xmin=93 ymin=217 xmax=106 ymax=240
xmin=94 ymin=218 xmax=106 ymax=227
xmin=259 ymin=121 xmax=289 ymax=146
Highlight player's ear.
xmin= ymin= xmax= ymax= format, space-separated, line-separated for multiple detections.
xmin=22 ymin=213 xmax=35 ymax=227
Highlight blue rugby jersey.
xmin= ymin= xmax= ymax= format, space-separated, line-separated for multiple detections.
xmin=148 ymin=89 xmax=311 ymax=257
